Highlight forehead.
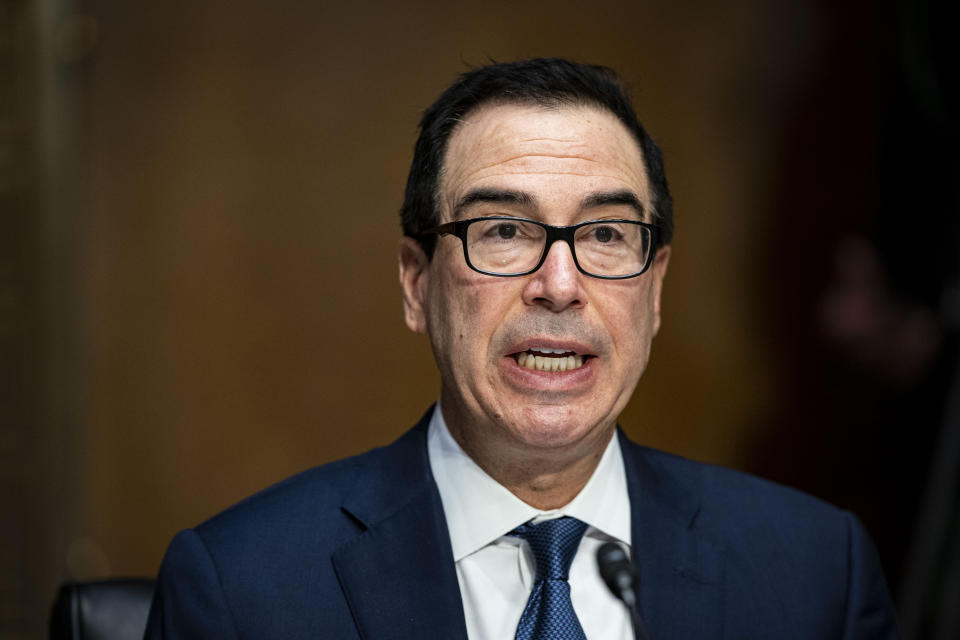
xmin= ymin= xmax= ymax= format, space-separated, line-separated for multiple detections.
xmin=439 ymin=102 xmax=651 ymax=217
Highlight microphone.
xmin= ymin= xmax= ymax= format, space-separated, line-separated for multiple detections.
xmin=596 ymin=542 xmax=650 ymax=640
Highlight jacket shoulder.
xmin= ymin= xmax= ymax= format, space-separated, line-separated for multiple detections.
xmin=626 ymin=443 xmax=899 ymax=638
xmin=193 ymin=441 xmax=400 ymax=556
xmin=631 ymin=443 xmax=850 ymax=529
xmin=148 ymin=416 xmax=436 ymax=639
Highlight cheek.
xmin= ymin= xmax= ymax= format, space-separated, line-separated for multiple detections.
xmin=425 ymin=270 xmax=499 ymax=366
xmin=603 ymin=283 xmax=658 ymax=358
xmin=425 ymin=279 xmax=459 ymax=359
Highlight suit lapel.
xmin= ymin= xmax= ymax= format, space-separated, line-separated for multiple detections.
xmin=332 ymin=410 xmax=469 ymax=640
xmin=620 ymin=431 xmax=725 ymax=639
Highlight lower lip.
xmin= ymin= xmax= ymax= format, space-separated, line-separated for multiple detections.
xmin=499 ymin=354 xmax=597 ymax=391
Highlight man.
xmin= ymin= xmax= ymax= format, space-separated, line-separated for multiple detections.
xmin=146 ymin=59 xmax=900 ymax=639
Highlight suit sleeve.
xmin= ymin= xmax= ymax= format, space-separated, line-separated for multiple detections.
xmin=841 ymin=512 xmax=902 ymax=640
xmin=144 ymin=529 xmax=240 ymax=640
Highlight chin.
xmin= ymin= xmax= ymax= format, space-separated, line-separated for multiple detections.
xmin=501 ymin=404 xmax=606 ymax=450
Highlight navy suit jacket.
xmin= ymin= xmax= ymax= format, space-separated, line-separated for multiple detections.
xmin=145 ymin=408 xmax=900 ymax=639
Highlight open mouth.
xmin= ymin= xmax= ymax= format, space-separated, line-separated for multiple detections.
xmin=513 ymin=348 xmax=592 ymax=372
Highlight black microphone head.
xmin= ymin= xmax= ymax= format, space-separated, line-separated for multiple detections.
xmin=596 ymin=541 xmax=635 ymax=601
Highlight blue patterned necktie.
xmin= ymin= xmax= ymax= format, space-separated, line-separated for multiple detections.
xmin=509 ymin=516 xmax=589 ymax=640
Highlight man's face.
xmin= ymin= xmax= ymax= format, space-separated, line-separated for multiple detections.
xmin=400 ymin=103 xmax=670 ymax=462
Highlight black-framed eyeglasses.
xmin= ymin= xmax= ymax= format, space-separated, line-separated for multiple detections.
xmin=420 ymin=216 xmax=661 ymax=279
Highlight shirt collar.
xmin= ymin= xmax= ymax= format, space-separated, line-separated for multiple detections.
xmin=427 ymin=401 xmax=632 ymax=562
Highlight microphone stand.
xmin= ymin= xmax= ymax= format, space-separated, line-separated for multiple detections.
xmin=596 ymin=542 xmax=651 ymax=640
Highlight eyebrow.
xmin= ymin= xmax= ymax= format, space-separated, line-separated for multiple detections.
xmin=453 ymin=188 xmax=536 ymax=218
xmin=452 ymin=187 xmax=646 ymax=220
xmin=580 ymin=190 xmax=646 ymax=218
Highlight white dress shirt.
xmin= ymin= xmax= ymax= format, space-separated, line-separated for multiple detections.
xmin=427 ymin=402 xmax=635 ymax=640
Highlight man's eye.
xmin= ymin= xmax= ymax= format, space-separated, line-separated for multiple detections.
xmin=593 ymin=226 xmax=617 ymax=243
xmin=497 ymin=224 xmax=518 ymax=239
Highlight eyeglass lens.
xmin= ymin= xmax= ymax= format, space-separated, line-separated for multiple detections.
xmin=465 ymin=219 xmax=651 ymax=277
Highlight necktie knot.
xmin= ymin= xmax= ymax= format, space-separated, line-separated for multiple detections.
xmin=509 ymin=517 xmax=589 ymax=582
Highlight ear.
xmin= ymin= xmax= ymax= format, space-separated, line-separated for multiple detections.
xmin=650 ymin=245 xmax=671 ymax=336
xmin=398 ymin=237 xmax=431 ymax=334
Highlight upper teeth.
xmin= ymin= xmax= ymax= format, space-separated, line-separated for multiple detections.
xmin=517 ymin=352 xmax=585 ymax=371
xmin=531 ymin=347 xmax=565 ymax=354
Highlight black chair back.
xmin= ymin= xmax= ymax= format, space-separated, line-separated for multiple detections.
xmin=50 ymin=578 xmax=155 ymax=640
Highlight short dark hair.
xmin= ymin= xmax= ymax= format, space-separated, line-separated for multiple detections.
xmin=400 ymin=58 xmax=673 ymax=256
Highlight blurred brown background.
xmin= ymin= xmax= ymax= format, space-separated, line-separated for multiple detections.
xmin=3 ymin=0 xmax=958 ymax=637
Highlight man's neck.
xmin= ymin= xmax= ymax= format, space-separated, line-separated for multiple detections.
xmin=491 ymin=446 xmax=608 ymax=510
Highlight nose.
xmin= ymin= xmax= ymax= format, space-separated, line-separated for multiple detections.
xmin=521 ymin=240 xmax=586 ymax=312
